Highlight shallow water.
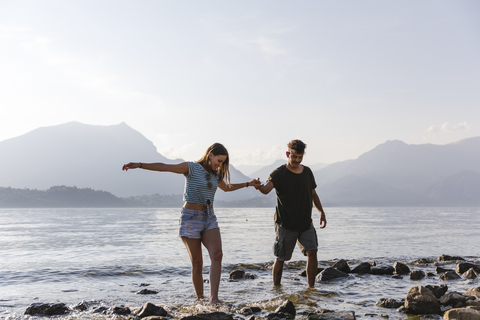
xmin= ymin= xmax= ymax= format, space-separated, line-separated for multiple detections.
xmin=1 ymin=207 xmax=479 ymax=319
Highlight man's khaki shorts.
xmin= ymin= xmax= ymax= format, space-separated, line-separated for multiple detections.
xmin=273 ymin=223 xmax=318 ymax=261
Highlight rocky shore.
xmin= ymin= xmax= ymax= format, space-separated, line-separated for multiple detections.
xmin=23 ymin=254 xmax=480 ymax=320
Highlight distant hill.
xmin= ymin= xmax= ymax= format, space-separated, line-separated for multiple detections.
xmin=314 ymin=137 xmax=480 ymax=206
xmin=0 ymin=122 xmax=258 ymax=200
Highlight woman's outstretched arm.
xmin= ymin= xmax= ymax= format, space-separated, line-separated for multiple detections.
xmin=122 ymin=162 xmax=189 ymax=175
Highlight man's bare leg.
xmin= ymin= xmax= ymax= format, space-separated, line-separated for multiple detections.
xmin=272 ymin=259 xmax=284 ymax=286
xmin=306 ymin=250 xmax=318 ymax=288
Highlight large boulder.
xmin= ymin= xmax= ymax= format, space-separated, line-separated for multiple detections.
xmin=316 ymin=267 xmax=348 ymax=282
xmin=443 ymin=308 xmax=480 ymax=320
xmin=25 ymin=303 xmax=70 ymax=316
xmin=394 ymin=262 xmax=410 ymax=275
xmin=404 ymin=286 xmax=442 ymax=315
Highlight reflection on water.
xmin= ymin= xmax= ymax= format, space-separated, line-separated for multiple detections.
xmin=0 ymin=207 xmax=479 ymax=319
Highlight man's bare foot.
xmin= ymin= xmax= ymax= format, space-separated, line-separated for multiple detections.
xmin=308 ymin=286 xmax=316 ymax=290
xmin=209 ymin=297 xmax=223 ymax=304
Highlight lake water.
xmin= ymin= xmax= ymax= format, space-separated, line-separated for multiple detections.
xmin=1 ymin=207 xmax=479 ymax=319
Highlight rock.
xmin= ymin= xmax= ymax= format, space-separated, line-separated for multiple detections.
xmin=275 ymin=300 xmax=296 ymax=316
xmin=332 ymin=259 xmax=351 ymax=274
xmin=410 ymin=270 xmax=426 ymax=280
xmin=440 ymin=292 xmax=468 ymax=307
xmin=457 ymin=263 xmax=480 ymax=274
xmin=93 ymin=306 xmax=108 ymax=314
xmin=437 ymin=254 xmax=465 ymax=262
xmin=239 ymin=307 xmax=262 ymax=315
xmin=182 ymin=313 xmax=234 ymax=320
xmin=25 ymin=303 xmax=70 ymax=316
xmin=316 ymin=267 xmax=348 ymax=282
xmin=437 ymin=266 xmax=455 ymax=274
xmin=371 ymin=266 xmax=394 ymax=275
xmin=443 ymin=308 xmax=480 ymax=320
xmin=404 ymin=285 xmax=442 ymax=315
xmin=425 ymin=284 xmax=448 ymax=299
xmin=112 ymin=306 xmax=131 ymax=315
xmin=300 ymin=267 xmax=324 ymax=277
xmin=137 ymin=303 xmax=168 ymax=318
xmin=464 ymin=268 xmax=479 ymax=279
xmin=267 ymin=312 xmax=291 ymax=320
xmin=73 ymin=300 xmax=89 ymax=311
xmin=466 ymin=287 xmax=480 ymax=299
xmin=308 ymin=311 xmax=355 ymax=320
xmin=441 ymin=271 xmax=461 ymax=281
xmin=136 ymin=289 xmax=159 ymax=294
xmin=466 ymin=299 xmax=480 ymax=308
xmin=230 ymin=270 xmax=246 ymax=280
xmin=394 ymin=262 xmax=410 ymax=275
xmin=351 ymin=262 xmax=371 ymax=274
xmin=414 ymin=258 xmax=434 ymax=264
xmin=143 ymin=317 xmax=168 ymax=320
xmin=376 ymin=298 xmax=403 ymax=309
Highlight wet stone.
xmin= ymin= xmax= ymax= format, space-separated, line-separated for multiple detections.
xmin=25 ymin=303 xmax=70 ymax=316
xmin=316 ymin=267 xmax=348 ymax=282
xmin=464 ymin=268 xmax=479 ymax=279
xmin=332 ymin=259 xmax=351 ymax=274
xmin=393 ymin=262 xmax=410 ymax=275
xmin=351 ymin=262 xmax=371 ymax=274
xmin=308 ymin=311 xmax=356 ymax=320
xmin=437 ymin=254 xmax=465 ymax=262
xmin=457 ymin=262 xmax=480 ymax=274
xmin=137 ymin=302 xmax=168 ymax=318
xmin=425 ymin=284 xmax=448 ymax=299
xmin=371 ymin=266 xmax=394 ymax=275
xmin=376 ymin=298 xmax=403 ymax=309
xmin=436 ymin=266 xmax=455 ymax=274
xmin=275 ymin=300 xmax=296 ymax=316
xmin=440 ymin=271 xmax=461 ymax=281
xmin=136 ymin=288 xmax=159 ymax=294
xmin=111 ymin=306 xmax=131 ymax=315
xmin=182 ymin=312 xmax=234 ymax=320
xmin=410 ymin=270 xmax=426 ymax=280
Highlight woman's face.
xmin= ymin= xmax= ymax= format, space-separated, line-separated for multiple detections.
xmin=209 ymin=154 xmax=227 ymax=171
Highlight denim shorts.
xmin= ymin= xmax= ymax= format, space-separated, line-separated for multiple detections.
xmin=178 ymin=208 xmax=219 ymax=239
xmin=273 ymin=223 xmax=318 ymax=261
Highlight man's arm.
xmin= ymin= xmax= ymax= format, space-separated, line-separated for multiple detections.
xmin=313 ymin=189 xmax=327 ymax=229
xmin=256 ymin=180 xmax=275 ymax=195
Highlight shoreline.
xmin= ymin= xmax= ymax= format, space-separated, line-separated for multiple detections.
xmin=5 ymin=254 xmax=480 ymax=320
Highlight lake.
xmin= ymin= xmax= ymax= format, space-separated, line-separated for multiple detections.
xmin=1 ymin=207 xmax=479 ymax=319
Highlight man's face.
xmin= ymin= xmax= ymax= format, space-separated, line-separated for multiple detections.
xmin=286 ymin=149 xmax=304 ymax=168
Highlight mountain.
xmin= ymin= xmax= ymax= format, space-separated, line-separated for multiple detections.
xmin=250 ymin=159 xmax=285 ymax=180
xmin=0 ymin=122 xmax=258 ymax=200
xmin=314 ymin=137 xmax=480 ymax=206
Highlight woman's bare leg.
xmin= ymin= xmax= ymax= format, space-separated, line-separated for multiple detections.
xmin=181 ymin=236 xmax=204 ymax=300
xmin=201 ymin=228 xmax=223 ymax=304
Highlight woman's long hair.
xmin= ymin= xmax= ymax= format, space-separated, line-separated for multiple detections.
xmin=197 ymin=143 xmax=231 ymax=185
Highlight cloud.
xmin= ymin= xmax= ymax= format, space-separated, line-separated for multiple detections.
xmin=426 ymin=122 xmax=471 ymax=133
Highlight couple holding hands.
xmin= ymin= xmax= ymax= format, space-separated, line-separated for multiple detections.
xmin=122 ymin=140 xmax=327 ymax=304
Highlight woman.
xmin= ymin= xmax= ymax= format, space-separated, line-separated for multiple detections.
xmin=122 ymin=143 xmax=259 ymax=304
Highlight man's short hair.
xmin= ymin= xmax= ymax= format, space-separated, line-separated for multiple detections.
xmin=287 ymin=139 xmax=306 ymax=154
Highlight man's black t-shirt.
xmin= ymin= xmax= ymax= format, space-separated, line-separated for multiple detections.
xmin=267 ymin=164 xmax=317 ymax=231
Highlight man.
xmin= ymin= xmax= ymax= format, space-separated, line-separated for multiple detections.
xmin=255 ymin=139 xmax=327 ymax=288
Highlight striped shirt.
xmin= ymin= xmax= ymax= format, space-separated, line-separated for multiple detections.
xmin=183 ymin=162 xmax=219 ymax=207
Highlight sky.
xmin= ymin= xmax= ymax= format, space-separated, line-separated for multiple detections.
xmin=1 ymin=0 xmax=479 ymax=167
